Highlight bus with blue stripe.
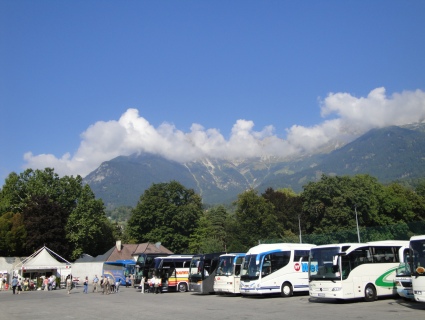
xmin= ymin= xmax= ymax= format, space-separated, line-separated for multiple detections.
xmin=103 ymin=260 xmax=136 ymax=286
xmin=240 ymin=243 xmax=315 ymax=297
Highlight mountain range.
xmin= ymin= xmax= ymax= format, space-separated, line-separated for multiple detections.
xmin=83 ymin=123 xmax=425 ymax=209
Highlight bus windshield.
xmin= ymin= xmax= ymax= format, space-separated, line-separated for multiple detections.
xmin=189 ymin=256 xmax=202 ymax=276
xmin=411 ymin=239 xmax=425 ymax=277
xmin=216 ymin=256 xmax=235 ymax=276
xmin=241 ymin=254 xmax=260 ymax=281
xmin=309 ymin=247 xmax=341 ymax=281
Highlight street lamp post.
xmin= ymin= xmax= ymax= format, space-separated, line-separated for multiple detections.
xmin=354 ymin=204 xmax=361 ymax=243
xmin=298 ymin=214 xmax=302 ymax=244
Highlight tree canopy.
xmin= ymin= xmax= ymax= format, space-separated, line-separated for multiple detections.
xmin=0 ymin=168 xmax=115 ymax=259
xmin=125 ymin=181 xmax=203 ymax=253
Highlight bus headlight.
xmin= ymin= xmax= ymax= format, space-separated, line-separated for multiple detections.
xmin=414 ymin=291 xmax=422 ymax=295
xmin=331 ymin=287 xmax=342 ymax=291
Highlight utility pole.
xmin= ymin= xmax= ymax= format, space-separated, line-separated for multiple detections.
xmin=355 ymin=204 xmax=361 ymax=243
xmin=298 ymin=214 xmax=302 ymax=244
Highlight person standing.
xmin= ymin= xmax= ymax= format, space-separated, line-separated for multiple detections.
xmin=140 ymin=276 xmax=146 ymax=294
xmin=43 ymin=277 xmax=49 ymax=291
xmin=130 ymin=274 xmax=134 ymax=288
xmin=92 ymin=275 xmax=99 ymax=293
xmin=83 ymin=276 xmax=88 ymax=294
xmin=102 ymin=276 xmax=109 ymax=295
xmin=66 ymin=275 xmax=72 ymax=294
xmin=11 ymin=276 xmax=18 ymax=294
xmin=17 ymin=278 xmax=22 ymax=294
xmin=108 ymin=277 xmax=114 ymax=294
xmin=154 ymin=275 xmax=161 ymax=294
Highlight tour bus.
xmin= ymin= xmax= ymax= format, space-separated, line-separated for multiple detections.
xmin=394 ymin=247 xmax=413 ymax=300
xmin=308 ymin=240 xmax=409 ymax=302
xmin=103 ymin=260 xmax=136 ymax=286
xmin=134 ymin=252 xmax=169 ymax=288
xmin=239 ymin=243 xmax=315 ymax=297
xmin=189 ymin=252 xmax=224 ymax=294
xmin=214 ymin=253 xmax=246 ymax=295
xmin=410 ymin=235 xmax=425 ymax=302
xmin=149 ymin=255 xmax=193 ymax=292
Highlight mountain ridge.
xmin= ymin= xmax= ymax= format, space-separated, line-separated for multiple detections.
xmin=83 ymin=123 xmax=425 ymax=209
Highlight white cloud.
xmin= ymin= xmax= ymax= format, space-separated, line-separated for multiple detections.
xmin=23 ymin=87 xmax=425 ymax=177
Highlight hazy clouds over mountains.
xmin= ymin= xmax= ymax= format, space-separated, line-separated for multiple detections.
xmin=25 ymin=88 xmax=425 ymax=178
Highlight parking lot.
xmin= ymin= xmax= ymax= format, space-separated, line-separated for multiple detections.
xmin=1 ymin=287 xmax=424 ymax=320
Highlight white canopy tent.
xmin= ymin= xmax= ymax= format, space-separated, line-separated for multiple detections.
xmin=13 ymin=246 xmax=72 ymax=282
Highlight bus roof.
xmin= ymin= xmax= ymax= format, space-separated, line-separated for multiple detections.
xmin=104 ymin=259 xmax=135 ymax=265
xmin=410 ymin=235 xmax=425 ymax=241
xmin=311 ymin=241 xmax=409 ymax=251
xmin=191 ymin=252 xmax=226 ymax=259
xmin=246 ymin=243 xmax=315 ymax=255
xmin=219 ymin=253 xmax=246 ymax=257
xmin=153 ymin=255 xmax=193 ymax=260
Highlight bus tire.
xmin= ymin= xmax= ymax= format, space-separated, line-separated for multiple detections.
xmin=364 ymin=284 xmax=376 ymax=302
xmin=178 ymin=283 xmax=188 ymax=292
xmin=281 ymin=282 xmax=293 ymax=297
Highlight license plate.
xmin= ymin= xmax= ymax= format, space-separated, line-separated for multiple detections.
xmin=318 ymin=293 xmax=325 ymax=297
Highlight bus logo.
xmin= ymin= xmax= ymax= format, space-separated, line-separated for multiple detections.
xmin=294 ymin=263 xmax=300 ymax=271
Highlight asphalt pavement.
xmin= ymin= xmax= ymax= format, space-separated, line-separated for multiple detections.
xmin=1 ymin=285 xmax=424 ymax=320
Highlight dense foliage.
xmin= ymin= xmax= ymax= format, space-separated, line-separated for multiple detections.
xmin=2 ymin=167 xmax=425 ymax=258
xmin=0 ymin=168 xmax=115 ymax=260
xmin=124 ymin=181 xmax=203 ymax=253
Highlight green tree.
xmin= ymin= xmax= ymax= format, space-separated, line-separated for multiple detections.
xmin=262 ymin=188 xmax=302 ymax=236
xmin=301 ymin=174 xmax=425 ymax=239
xmin=189 ymin=205 xmax=229 ymax=253
xmin=66 ymin=185 xmax=115 ymax=260
xmin=301 ymin=174 xmax=385 ymax=234
xmin=234 ymin=189 xmax=279 ymax=250
xmin=22 ymin=194 xmax=71 ymax=256
xmin=0 ymin=212 xmax=26 ymax=256
xmin=415 ymin=179 xmax=425 ymax=198
xmin=125 ymin=181 xmax=203 ymax=253
xmin=0 ymin=168 xmax=115 ymax=259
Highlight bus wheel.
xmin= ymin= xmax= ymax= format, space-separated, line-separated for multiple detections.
xmin=178 ymin=283 xmax=188 ymax=292
xmin=281 ymin=282 xmax=293 ymax=297
xmin=364 ymin=284 xmax=376 ymax=302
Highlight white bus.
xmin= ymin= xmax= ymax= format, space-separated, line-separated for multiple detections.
xmin=410 ymin=235 xmax=425 ymax=302
xmin=394 ymin=247 xmax=413 ymax=300
xmin=239 ymin=243 xmax=315 ymax=297
xmin=214 ymin=253 xmax=245 ymax=295
xmin=150 ymin=255 xmax=193 ymax=292
xmin=309 ymin=240 xmax=409 ymax=302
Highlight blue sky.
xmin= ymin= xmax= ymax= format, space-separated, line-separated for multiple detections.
xmin=1 ymin=0 xmax=425 ymax=183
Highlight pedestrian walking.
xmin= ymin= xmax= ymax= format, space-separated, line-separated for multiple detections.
xmin=11 ymin=276 xmax=18 ymax=294
xmin=92 ymin=275 xmax=99 ymax=293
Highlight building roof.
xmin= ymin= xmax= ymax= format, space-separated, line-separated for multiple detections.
xmin=107 ymin=242 xmax=173 ymax=261
xmin=74 ymin=242 xmax=174 ymax=263
xmin=133 ymin=243 xmax=174 ymax=255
